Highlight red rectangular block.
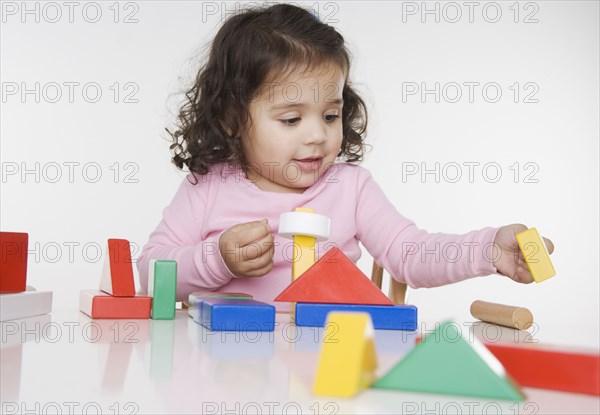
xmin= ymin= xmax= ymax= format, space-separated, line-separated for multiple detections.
xmin=0 ymin=232 xmax=28 ymax=293
xmin=80 ymin=289 xmax=151 ymax=319
xmin=486 ymin=343 xmax=600 ymax=396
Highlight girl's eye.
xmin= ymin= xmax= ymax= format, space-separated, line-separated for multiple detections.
xmin=279 ymin=115 xmax=340 ymax=127
xmin=280 ymin=118 xmax=300 ymax=126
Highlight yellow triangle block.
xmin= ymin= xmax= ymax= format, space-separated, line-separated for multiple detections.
xmin=313 ymin=312 xmax=377 ymax=397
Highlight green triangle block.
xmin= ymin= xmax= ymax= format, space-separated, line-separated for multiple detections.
xmin=373 ymin=321 xmax=525 ymax=401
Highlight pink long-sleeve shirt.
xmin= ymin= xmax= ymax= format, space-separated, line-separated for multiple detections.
xmin=137 ymin=162 xmax=499 ymax=309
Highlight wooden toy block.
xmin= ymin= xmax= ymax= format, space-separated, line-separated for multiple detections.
xmin=199 ymin=297 xmax=275 ymax=331
xmin=0 ymin=232 xmax=28 ymax=293
xmin=278 ymin=208 xmax=331 ymax=245
xmin=470 ymin=300 xmax=534 ymax=330
xmin=189 ymin=291 xmax=253 ymax=298
xmin=289 ymin=208 xmax=315 ymax=321
xmin=313 ymin=312 xmax=377 ymax=397
xmin=515 ymin=228 xmax=555 ymax=282
xmin=0 ymin=287 xmax=52 ymax=321
xmin=288 ymin=207 xmax=318 ymax=280
xmin=275 ymin=247 xmax=394 ymax=306
xmin=373 ymin=321 xmax=525 ymax=400
xmin=148 ymin=259 xmax=177 ymax=320
xmin=278 ymin=207 xmax=329 ymax=279
xmin=188 ymin=292 xmax=253 ymax=322
xmin=295 ymin=302 xmax=417 ymax=330
xmin=99 ymin=239 xmax=135 ymax=296
xmin=486 ymin=343 xmax=600 ymax=396
xmin=279 ymin=207 xmax=330 ymax=320
xmin=79 ymin=289 xmax=151 ymax=319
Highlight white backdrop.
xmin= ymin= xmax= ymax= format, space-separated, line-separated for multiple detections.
xmin=2 ymin=1 xmax=598 ymax=347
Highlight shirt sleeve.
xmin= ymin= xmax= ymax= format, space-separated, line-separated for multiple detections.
xmin=354 ymin=168 xmax=500 ymax=288
xmin=137 ymin=175 xmax=236 ymax=300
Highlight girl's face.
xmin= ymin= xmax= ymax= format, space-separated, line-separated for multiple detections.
xmin=241 ymin=64 xmax=345 ymax=193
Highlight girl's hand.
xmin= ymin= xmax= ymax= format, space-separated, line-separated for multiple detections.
xmin=219 ymin=219 xmax=274 ymax=278
xmin=493 ymin=224 xmax=555 ymax=283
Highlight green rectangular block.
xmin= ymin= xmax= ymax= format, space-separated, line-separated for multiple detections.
xmin=149 ymin=259 xmax=177 ymax=320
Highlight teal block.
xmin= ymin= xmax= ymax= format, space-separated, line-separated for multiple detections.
xmin=149 ymin=260 xmax=177 ymax=320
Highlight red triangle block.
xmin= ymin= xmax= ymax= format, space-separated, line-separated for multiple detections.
xmin=99 ymin=239 xmax=135 ymax=297
xmin=275 ymin=247 xmax=393 ymax=306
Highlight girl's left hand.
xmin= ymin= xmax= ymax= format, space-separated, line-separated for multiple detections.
xmin=493 ymin=224 xmax=555 ymax=283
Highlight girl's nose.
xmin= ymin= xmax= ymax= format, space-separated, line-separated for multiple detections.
xmin=304 ymin=121 xmax=327 ymax=145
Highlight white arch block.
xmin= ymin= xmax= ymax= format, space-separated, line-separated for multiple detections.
xmin=279 ymin=211 xmax=331 ymax=241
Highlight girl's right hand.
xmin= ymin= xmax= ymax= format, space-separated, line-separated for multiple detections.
xmin=219 ymin=219 xmax=274 ymax=278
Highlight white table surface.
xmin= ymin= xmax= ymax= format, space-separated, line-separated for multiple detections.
xmin=1 ymin=309 xmax=599 ymax=415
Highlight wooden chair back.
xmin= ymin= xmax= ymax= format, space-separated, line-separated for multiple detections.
xmin=371 ymin=262 xmax=408 ymax=305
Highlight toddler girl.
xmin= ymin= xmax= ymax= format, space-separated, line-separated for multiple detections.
xmin=138 ymin=4 xmax=554 ymax=308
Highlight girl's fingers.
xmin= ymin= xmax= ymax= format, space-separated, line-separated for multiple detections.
xmin=239 ymin=233 xmax=273 ymax=261
xmin=229 ymin=219 xmax=267 ymax=233
xmin=242 ymin=261 xmax=274 ymax=278
xmin=244 ymin=243 xmax=274 ymax=269
xmin=237 ymin=247 xmax=275 ymax=276
xmin=542 ymin=237 xmax=555 ymax=254
xmin=514 ymin=264 xmax=534 ymax=284
xmin=235 ymin=221 xmax=271 ymax=247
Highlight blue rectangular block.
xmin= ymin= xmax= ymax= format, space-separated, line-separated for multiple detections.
xmin=295 ymin=303 xmax=418 ymax=331
xmin=188 ymin=293 xmax=252 ymax=323
xmin=200 ymin=298 xmax=275 ymax=331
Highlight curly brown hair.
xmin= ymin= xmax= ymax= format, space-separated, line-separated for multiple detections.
xmin=167 ymin=3 xmax=369 ymax=184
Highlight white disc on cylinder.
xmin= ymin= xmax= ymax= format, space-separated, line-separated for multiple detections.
xmin=278 ymin=211 xmax=331 ymax=241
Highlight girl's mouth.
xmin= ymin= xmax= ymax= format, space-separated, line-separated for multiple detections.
xmin=293 ymin=157 xmax=323 ymax=172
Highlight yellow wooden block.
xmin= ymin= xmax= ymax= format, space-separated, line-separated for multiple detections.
xmin=313 ymin=312 xmax=377 ymax=397
xmin=292 ymin=208 xmax=316 ymax=281
xmin=516 ymin=228 xmax=556 ymax=283
xmin=293 ymin=234 xmax=316 ymax=278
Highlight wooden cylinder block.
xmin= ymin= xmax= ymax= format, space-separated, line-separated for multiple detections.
xmin=470 ymin=300 xmax=534 ymax=330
